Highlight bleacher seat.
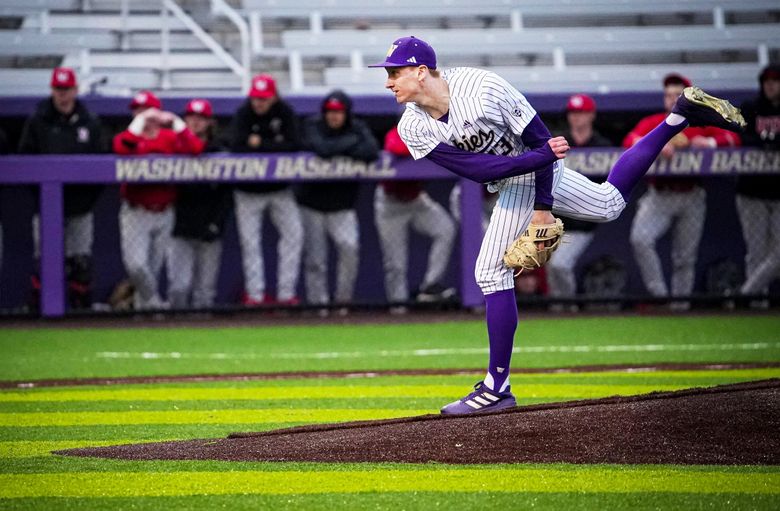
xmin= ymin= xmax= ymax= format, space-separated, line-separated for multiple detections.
xmin=0 ymin=0 xmax=777 ymax=96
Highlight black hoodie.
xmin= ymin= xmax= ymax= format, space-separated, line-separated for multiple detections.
xmin=18 ymin=97 xmax=106 ymax=217
xmin=295 ymin=90 xmax=379 ymax=212
xmin=737 ymin=64 xmax=780 ymax=200
xmin=228 ymin=97 xmax=300 ymax=194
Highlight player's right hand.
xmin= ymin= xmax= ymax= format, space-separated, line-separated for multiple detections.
xmin=547 ymin=136 xmax=570 ymax=159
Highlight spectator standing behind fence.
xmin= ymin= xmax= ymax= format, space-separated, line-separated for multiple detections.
xmin=737 ymin=64 xmax=780 ymax=307
xmin=113 ymin=91 xmax=205 ymax=310
xmin=229 ymin=74 xmax=303 ymax=306
xmin=167 ymin=99 xmax=231 ymax=310
xmin=296 ymin=91 xmax=379 ymax=313
xmin=547 ymin=94 xmax=612 ymax=310
xmin=625 ymin=74 xmax=741 ymax=310
xmin=18 ymin=67 xmax=106 ymax=309
xmin=375 ymin=125 xmax=456 ymax=311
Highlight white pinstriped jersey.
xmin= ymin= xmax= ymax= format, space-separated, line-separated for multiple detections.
xmin=397 ymin=67 xmax=538 ymax=190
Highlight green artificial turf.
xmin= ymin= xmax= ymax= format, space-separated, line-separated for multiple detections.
xmin=1 ymin=316 xmax=779 ymax=380
xmin=0 ymin=315 xmax=778 ymax=510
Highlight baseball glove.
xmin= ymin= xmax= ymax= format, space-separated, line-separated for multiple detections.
xmin=503 ymin=218 xmax=565 ymax=273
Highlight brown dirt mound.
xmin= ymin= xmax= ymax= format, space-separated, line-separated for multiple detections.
xmin=57 ymin=379 xmax=780 ymax=465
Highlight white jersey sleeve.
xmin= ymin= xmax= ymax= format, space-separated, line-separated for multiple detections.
xmin=397 ymin=108 xmax=439 ymax=160
xmin=481 ymin=72 xmax=536 ymax=140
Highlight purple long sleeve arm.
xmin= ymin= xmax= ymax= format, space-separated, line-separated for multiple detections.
xmin=521 ymin=115 xmax=555 ymax=209
xmin=424 ymin=114 xmax=556 ymax=208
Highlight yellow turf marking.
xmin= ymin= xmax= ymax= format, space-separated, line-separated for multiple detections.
xmin=0 ymin=384 xmax=695 ymax=402
xmin=0 ymin=409 xmax=432 ymax=427
xmin=0 ymin=469 xmax=778 ymax=498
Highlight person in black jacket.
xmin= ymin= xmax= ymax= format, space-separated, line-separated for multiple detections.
xmin=168 ymin=99 xmax=231 ymax=309
xmin=18 ymin=67 xmax=106 ymax=309
xmin=547 ymin=94 xmax=612 ymax=310
xmin=737 ymin=64 xmax=780 ymax=305
xmin=296 ymin=91 xmax=379 ymax=312
xmin=228 ymin=74 xmax=303 ymax=306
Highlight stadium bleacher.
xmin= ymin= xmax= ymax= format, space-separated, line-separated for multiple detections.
xmin=0 ymin=0 xmax=777 ymax=96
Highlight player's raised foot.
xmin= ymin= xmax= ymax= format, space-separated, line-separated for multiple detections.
xmin=672 ymin=86 xmax=746 ymax=132
xmin=440 ymin=381 xmax=517 ymax=415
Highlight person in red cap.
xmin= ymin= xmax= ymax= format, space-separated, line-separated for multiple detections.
xmin=375 ymin=124 xmax=456 ymax=312
xmin=167 ymin=99 xmax=231 ymax=310
xmin=113 ymin=90 xmax=205 ymax=310
xmin=228 ymin=74 xmax=303 ymax=307
xmin=546 ymin=94 xmax=613 ymax=309
xmin=18 ymin=67 xmax=106 ymax=310
xmin=624 ymin=74 xmax=741 ymax=310
xmin=294 ymin=90 xmax=379 ymax=314
xmin=736 ymin=64 xmax=780 ymax=306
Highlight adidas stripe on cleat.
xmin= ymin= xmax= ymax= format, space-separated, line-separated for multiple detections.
xmin=440 ymin=381 xmax=517 ymax=415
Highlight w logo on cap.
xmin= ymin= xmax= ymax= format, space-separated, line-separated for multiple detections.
xmin=254 ymin=78 xmax=268 ymax=90
xmin=190 ymin=100 xmax=205 ymax=112
xmin=386 ymin=44 xmax=398 ymax=57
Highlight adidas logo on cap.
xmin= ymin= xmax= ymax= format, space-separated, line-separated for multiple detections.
xmin=406 ymin=56 xmax=417 ymax=64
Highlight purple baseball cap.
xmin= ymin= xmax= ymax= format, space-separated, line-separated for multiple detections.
xmin=368 ymin=36 xmax=437 ymax=69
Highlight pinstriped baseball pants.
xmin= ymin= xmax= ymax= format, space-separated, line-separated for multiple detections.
xmin=234 ymin=189 xmax=303 ymax=302
xmin=476 ymin=164 xmax=626 ymax=294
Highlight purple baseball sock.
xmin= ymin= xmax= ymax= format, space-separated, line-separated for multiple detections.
xmin=484 ymin=288 xmax=518 ymax=392
xmin=607 ymin=118 xmax=688 ymax=199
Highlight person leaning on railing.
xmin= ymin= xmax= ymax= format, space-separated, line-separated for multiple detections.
xmin=295 ymin=90 xmax=380 ymax=315
xmin=547 ymin=93 xmax=613 ymax=311
xmin=227 ymin=74 xmax=304 ymax=307
xmin=113 ymin=90 xmax=205 ymax=311
xmin=736 ymin=64 xmax=780 ymax=307
xmin=625 ymin=73 xmax=741 ymax=311
xmin=168 ymin=99 xmax=232 ymax=310
xmin=17 ymin=67 xmax=107 ymax=310
xmin=375 ymin=124 xmax=456 ymax=312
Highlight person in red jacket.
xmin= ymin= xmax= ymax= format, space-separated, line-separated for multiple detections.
xmin=625 ymin=73 xmax=740 ymax=310
xmin=375 ymin=125 xmax=456 ymax=312
xmin=113 ymin=90 xmax=204 ymax=310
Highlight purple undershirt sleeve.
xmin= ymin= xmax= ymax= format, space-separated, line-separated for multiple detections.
xmin=424 ymin=114 xmax=557 ymax=209
xmin=425 ymin=142 xmax=557 ymax=183
xmin=520 ymin=115 xmax=555 ymax=209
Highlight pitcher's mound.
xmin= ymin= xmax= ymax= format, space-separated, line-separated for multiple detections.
xmin=57 ymin=379 xmax=780 ymax=465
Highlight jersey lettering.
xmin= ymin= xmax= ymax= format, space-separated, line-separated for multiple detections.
xmin=451 ymin=129 xmax=495 ymax=152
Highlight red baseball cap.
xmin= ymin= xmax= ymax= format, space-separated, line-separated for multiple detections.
xmin=566 ymin=94 xmax=596 ymax=113
xmin=185 ymin=98 xmax=213 ymax=117
xmin=50 ymin=67 xmax=77 ymax=89
xmin=249 ymin=74 xmax=277 ymax=99
xmin=663 ymin=73 xmax=692 ymax=88
xmin=323 ymin=98 xmax=347 ymax=111
xmin=129 ymin=90 xmax=162 ymax=110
